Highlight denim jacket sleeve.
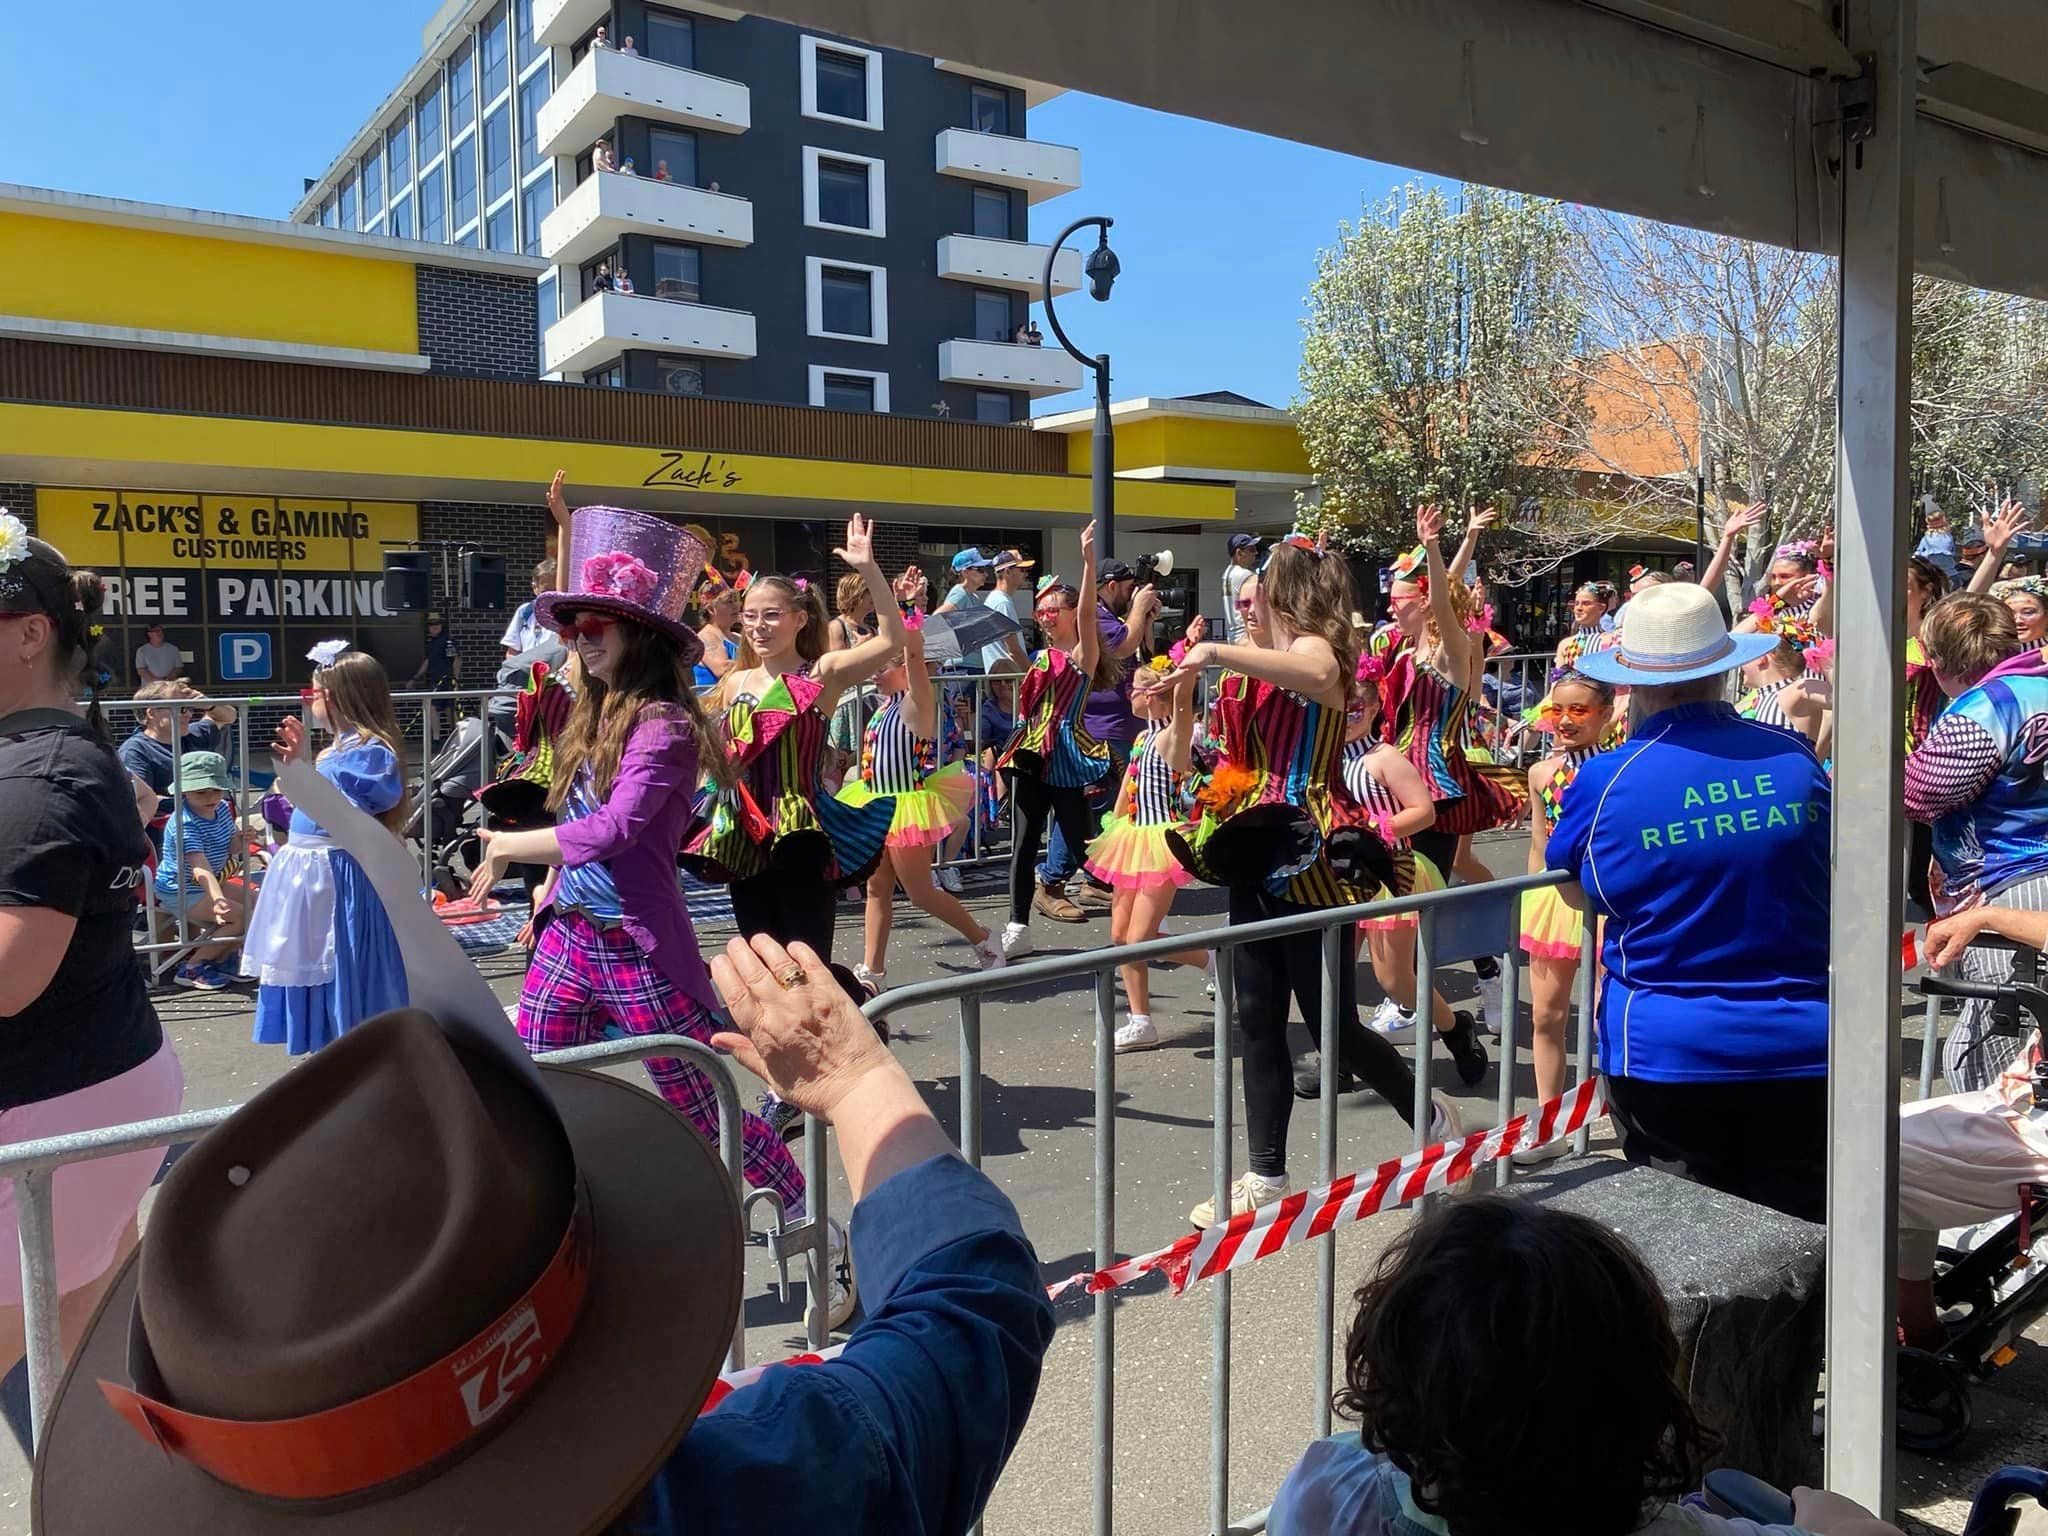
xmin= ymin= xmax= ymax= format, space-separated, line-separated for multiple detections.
xmin=616 ymin=1155 xmax=1055 ymax=1536
xmin=553 ymin=711 xmax=697 ymax=866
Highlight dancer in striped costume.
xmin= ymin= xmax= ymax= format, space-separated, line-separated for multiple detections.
xmin=838 ymin=619 xmax=1002 ymax=986
xmin=1904 ymin=555 xmax=1951 ymax=915
xmin=1516 ymin=672 xmax=1618 ymax=1163
xmin=994 ymin=520 xmax=1113 ymax=959
xmin=682 ymin=514 xmax=904 ymax=972
xmin=1735 ymin=617 xmax=1830 ymax=748
xmin=1165 ymin=534 xmax=1463 ymax=1230
xmin=1085 ymin=659 xmax=1210 ymax=1053
xmin=1341 ymin=657 xmax=1486 ymax=1088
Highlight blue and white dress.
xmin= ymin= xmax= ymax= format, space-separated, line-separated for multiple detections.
xmin=242 ymin=735 xmax=408 ymax=1055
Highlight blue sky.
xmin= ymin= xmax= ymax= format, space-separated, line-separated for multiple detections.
xmin=0 ymin=1 xmax=1423 ymax=410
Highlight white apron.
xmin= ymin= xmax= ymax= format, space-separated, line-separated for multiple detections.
xmin=239 ymin=833 xmax=339 ymax=988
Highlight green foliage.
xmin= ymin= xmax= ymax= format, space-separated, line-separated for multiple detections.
xmin=1294 ymin=184 xmax=1587 ymax=556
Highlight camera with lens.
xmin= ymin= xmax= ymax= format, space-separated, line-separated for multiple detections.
xmin=1133 ymin=549 xmax=1174 ymax=582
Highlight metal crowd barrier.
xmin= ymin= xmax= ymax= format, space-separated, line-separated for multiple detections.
xmin=800 ymin=868 xmax=1597 ymax=1536
xmin=4 ymin=1033 xmax=754 ymax=1443
xmin=1478 ymin=650 xmax=1557 ymax=769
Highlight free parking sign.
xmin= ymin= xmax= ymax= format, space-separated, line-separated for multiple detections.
xmin=217 ymin=632 xmax=273 ymax=683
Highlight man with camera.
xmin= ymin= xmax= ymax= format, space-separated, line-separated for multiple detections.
xmin=1032 ymin=555 xmax=1159 ymax=921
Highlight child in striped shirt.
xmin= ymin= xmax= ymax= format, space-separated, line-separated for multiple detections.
xmin=151 ymin=749 xmax=245 ymax=990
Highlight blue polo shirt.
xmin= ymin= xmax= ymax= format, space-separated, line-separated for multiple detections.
xmin=1545 ymin=702 xmax=1830 ymax=1083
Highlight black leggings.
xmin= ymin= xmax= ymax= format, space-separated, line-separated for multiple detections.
xmin=1231 ymin=884 xmax=1417 ymax=1179
xmin=1007 ymin=773 xmax=1095 ymax=925
xmin=731 ymin=872 xmax=836 ymax=960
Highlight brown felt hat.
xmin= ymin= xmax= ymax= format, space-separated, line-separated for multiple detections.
xmin=34 ymin=1008 xmax=741 ymax=1533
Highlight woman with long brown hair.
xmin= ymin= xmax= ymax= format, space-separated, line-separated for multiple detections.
xmin=1166 ymin=534 xmax=1464 ymax=1227
xmin=466 ymin=506 xmax=832 ymax=1308
xmin=246 ymin=643 xmax=410 ymax=1054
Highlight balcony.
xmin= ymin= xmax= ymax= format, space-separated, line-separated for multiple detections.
xmin=538 ymin=49 xmax=749 ymax=162
xmin=938 ymin=338 xmax=1083 ymax=399
xmin=934 ymin=235 xmax=1080 ymax=299
xmin=934 ymin=128 xmax=1081 ymax=205
xmin=542 ymin=171 xmax=753 ymax=267
xmin=544 ymin=290 xmax=756 ymax=377
xmin=531 ymin=0 xmax=604 ymax=48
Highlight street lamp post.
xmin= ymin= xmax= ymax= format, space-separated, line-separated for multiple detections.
xmin=1042 ymin=216 xmax=1122 ymax=556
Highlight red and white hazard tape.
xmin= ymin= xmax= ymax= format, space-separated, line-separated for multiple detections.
xmin=702 ymin=1078 xmax=1609 ymax=1409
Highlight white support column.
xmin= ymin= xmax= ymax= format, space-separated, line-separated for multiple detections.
xmin=1826 ymin=0 xmax=1915 ymax=1514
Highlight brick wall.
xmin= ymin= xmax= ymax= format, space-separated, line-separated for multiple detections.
xmin=419 ymin=500 xmax=554 ymax=678
xmin=0 ymin=483 xmax=35 ymax=534
xmin=416 ymin=266 xmax=540 ymax=380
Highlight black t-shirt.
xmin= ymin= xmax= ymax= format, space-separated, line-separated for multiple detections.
xmin=0 ymin=710 xmax=163 ymax=1110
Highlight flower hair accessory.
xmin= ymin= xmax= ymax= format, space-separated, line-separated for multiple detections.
xmin=581 ymin=551 xmax=661 ymax=606
xmin=306 ymin=639 xmax=352 ymax=667
xmin=1355 ymin=652 xmax=1387 ymax=685
xmin=1259 ymin=530 xmax=1325 ymax=572
xmin=1776 ymin=539 xmax=1818 ymax=561
xmin=1145 ymin=654 xmax=1173 ymax=674
xmin=0 ymin=509 xmax=27 ymax=573
xmin=1802 ymin=637 xmax=1836 ymax=674
xmin=88 ymin=622 xmax=105 ymax=639
xmin=793 ymin=576 xmax=810 ymax=594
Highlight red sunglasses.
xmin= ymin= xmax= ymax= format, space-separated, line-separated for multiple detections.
xmin=555 ymin=611 xmax=617 ymax=640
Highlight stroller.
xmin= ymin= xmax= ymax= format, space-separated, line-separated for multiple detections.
xmin=1707 ymin=1465 xmax=2048 ymax=1535
xmin=405 ymin=714 xmax=512 ymax=899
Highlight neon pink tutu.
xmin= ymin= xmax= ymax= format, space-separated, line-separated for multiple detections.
xmin=1084 ymin=817 xmax=1191 ymax=890
xmin=1519 ymin=884 xmax=1584 ymax=961
xmin=1359 ymin=850 xmax=1445 ymax=932
xmin=838 ymin=762 xmax=974 ymax=848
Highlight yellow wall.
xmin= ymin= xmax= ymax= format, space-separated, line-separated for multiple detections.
xmin=1066 ymin=414 xmax=1312 ymax=479
xmin=1 ymin=403 xmax=1238 ymax=524
xmin=0 ymin=213 xmax=419 ymax=355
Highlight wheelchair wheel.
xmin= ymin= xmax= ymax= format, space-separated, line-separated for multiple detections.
xmin=1897 ymin=1345 xmax=1974 ymax=1455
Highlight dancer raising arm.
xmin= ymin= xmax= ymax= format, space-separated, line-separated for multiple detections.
xmin=1166 ymin=535 xmax=1464 ymax=1228
xmin=992 ymin=521 xmax=1112 ymax=959
xmin=839 ymin=618 xmax=1003 ymax=986
xmin=683 ymin=514 xmax=907 ymax=973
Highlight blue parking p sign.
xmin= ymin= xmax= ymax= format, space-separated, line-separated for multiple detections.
xmin=218 ymin=632 xmax=273 ymax=682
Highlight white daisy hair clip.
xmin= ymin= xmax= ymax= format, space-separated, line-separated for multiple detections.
xmin=0 ymin=509 xmax=28 ymax=573
xmin=306 ymin=638 xmax=353 ymax=668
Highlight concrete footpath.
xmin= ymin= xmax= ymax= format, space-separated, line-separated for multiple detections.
xmin=2 ymin=832 xmax=2043 ymax=1533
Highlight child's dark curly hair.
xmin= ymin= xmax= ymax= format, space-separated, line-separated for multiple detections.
xmin=1337 ymin=1197 xmax=1717 ymax=1536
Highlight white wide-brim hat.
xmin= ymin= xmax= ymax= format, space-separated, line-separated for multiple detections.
xmin=1574 ymin=582 xmax=1776 ymax=686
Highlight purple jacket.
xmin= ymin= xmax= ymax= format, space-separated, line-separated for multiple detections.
xmin=547 ymin=706 xmax=718 ymax=1015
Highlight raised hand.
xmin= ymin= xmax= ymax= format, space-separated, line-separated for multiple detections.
xmin=1415 ymin=503 xmax=1445 ymax=544
xmin=1466 ymin=505 xmax=1500 ymax=535
xmin=834 ymin=512 xmax=876 ymax=568
xmin=1079 ymin=519 xmax=1097 ymax=564
xmin=546 ymin=470 xmax=571 ymax=536
xmin=271 ymin=715 xmax=309 ymax=762
xmin=1985 ymin=497 xmax=2030 ymax=554
xmin=708 ymin=935 xmax=897 ymax=1121
xmin=1184 ymin=612 xmax=1209 ymax=644
xmin=1720 ymin=502 xmax=1765 ymax=541
xmin=1818 ymin=525 xmax=1836 ymax=566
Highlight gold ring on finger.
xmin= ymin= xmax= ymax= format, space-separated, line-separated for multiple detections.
xmin=775 ymin=964 xmax=808 ymax=990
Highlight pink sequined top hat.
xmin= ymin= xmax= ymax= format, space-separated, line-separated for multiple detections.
xmin=534 ymin=505 xmax=709 ymax=667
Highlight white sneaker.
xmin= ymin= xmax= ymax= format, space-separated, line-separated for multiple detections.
xmin=1203 ymin=955 xmax=1217 ymax=998
xmin=972 ymin=934 xmax=1006 ymax=970
xmin=1474 ymin=1001 xmax=1495 ymax=1037
xmin=851 ymin=962 xmax=885 ymax=992
xmin=937 ymin=865 xmax=965 ymax=894
xmin=823 ymin=1217 xmax=858 ymax=1332
xmin=1000 ymin=921 xmax=1033 ymax=959
xmin=1427 ymin=1090 xmax=1464 ymax=1144
xmin=1368 ymin=998 xmax=1416 ymax=1043
xmin=1114 ymin=1017 xmax=1160 ymax=1053
xmin=1511 ymin=1138 xmax=1571 ymax=1168
xmin=1190 ymin=1172 xmax=1288 ymax=1229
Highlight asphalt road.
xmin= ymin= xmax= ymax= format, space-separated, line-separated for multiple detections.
xmin=2 ymin=832 xmax=2043 ymax=1534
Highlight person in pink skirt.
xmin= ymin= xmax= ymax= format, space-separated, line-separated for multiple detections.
xmin=1086 ymin=660 xmax=1210 ymax=1052
xmin=1515 ymin=668 xmax=1618 ymax=1163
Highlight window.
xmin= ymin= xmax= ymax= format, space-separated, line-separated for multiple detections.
xmin=486 ymin=201 xmax=516 ymax=251
xmin=810 ymin=365 xmax=890 ymax=411
xmin=484 ymin=106 xmax=513 ymax=202
xmin=418 ymin=79 xmax=444 ymax=162
xmin=481 ymin=2 xmax=510 ymax=100
xmin=388 ymin=192 xmax=413 ymax=240
xmin=321 ymin=197 xmax=338 ymax=228
xmin=456 ymin=224 xmax=479 ymax=248
xmin=452 ymin=139 xmax=478 ymax=230
xmin=816 ymin=157 xmax=868 ymax=228
xmin=360 ymin=147 xmax=383 ymax=223
xmin=801 ymin=37 xmax=882 ymax=129
xmin=971 ymin=186 xmax=1010 ymax=239
xmin=648 ymin=126 xmax=697 ymax=187
xmin=518 ymin=72 xmax=548 ymax=168
xmin=516 ymin=0 xmax=543 ymax=70
xmin=537 ymin=271 xmax=558 ymax=335
xmin=338 ymin=174 xmax=357 ymax=230
xmin=975 ymin=390 xmax=1014 ymax=423
xmin=653 ymin=356 xmax=705 ymax=396
xmin=419 ymin=164 xmax=446 ymax=241
xmin=580 ymin=253 xmax=616 ymax=302
xmin=974 ymin=288 xmax=1013 ymax=342
xmin=521 ymin=170 xmax=553 ymax=256
xmin=646 ymin=9 xmax=695 ymax=69
xmin=387 ymin=116 xmax=412 ymax=194
xmin=969 ymin=84 xmax=1009 ymax=135
xmin=586 ymin=362 xmax=624 ymax=388
xmin=650 ymin=242 xmax=702 ymax=303
xmin=449 ymin=41 xmax=475 ymax=136
xmin=807 ymin=257 xmax=887 ymax=343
